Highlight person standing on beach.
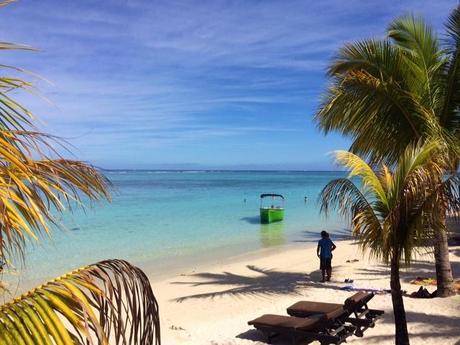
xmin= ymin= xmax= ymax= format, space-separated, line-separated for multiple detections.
xmin=317 ymin=230 xmax=336 ymax=282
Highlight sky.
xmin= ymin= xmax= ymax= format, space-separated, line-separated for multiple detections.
xmin=0 ymin=0 xmax=457 ymax=170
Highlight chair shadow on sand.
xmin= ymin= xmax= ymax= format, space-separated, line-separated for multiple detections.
xmin=235 ymin=309 xmax=460 ymax=345
xmin=171 ymin=265 xmax=344 ymax=303
xmin=236 ymin=310 xmax=460 ymax=345
xmin=235 ymin=317 xmax=460 ymax=344
xmin=234 ymin=292 xmax=460 ymax=345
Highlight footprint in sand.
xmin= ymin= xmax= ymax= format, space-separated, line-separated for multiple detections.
xmin=169 ymin=324 xmax=191 ymax=340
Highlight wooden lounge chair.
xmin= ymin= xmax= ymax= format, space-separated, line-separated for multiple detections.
xmin=248 ymin=307 xmax=355 ymax=345
xmin=287 ymin=292 xmax=384 ymax=337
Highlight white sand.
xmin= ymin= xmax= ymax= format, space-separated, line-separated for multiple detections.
xmin=150 ymin=241 xmax=460 ymax=345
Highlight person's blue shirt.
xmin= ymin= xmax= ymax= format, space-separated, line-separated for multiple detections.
xmin=318 ymin=238 xmax=334 ymax=258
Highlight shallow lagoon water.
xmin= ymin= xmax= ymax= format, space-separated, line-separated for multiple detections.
xmin=13 ymin=171 xmax=348 ymax=287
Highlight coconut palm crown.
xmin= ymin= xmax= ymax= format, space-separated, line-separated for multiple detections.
xmin=315 ymin=7 xmax=460 ymax=296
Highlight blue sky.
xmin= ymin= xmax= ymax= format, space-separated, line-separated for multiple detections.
xmin=0 ymin=0 xmax=456 ymax=169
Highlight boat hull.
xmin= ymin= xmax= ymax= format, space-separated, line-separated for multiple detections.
xmin=260 ymin=208 xmax=284 ymax=224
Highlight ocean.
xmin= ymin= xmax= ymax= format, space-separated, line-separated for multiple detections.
xmin=12 ymin=170 xmax=349 ymax=289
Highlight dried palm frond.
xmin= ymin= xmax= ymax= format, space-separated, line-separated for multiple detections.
xmin=0 ymin=259 xmax=161 ymax=345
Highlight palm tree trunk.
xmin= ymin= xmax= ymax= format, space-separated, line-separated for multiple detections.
xmin=434 ymin=212 xmax=455 ymax=297
xmin=390 ymin=256 xmax=409 ymax=345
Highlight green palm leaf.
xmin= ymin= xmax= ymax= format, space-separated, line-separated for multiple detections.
xmin=388 ymin=14 xmax=444 ymax=109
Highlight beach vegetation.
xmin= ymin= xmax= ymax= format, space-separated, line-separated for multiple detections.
xmin=315 ymin=7 xmax=460 ymax=296
xmin=319 ymin=141 xmax=460 ymax=345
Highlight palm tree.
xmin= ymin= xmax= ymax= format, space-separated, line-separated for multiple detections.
xmin=319 ymin=141 xmax=460 ymax=345
xmin=315 ymin=7 xmax=460 ymax=296
xmin=0 ymin=1 xmax=161 ymax=343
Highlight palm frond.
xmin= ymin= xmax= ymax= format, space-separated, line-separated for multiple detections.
xmin=0 ymin=1 xmax=16 ymax=9
xmin=396 ymin=172 xmax=460 ymax=263
xmin=0 ymin=130 xmax=111 ymax=264
xmin=328 ymin=39 xmax=407 ymax=80
xmin=443 ymin=174 xmax=460 ymax=217
xmin=0 ymin=156 xmax=111 ymax=263
xmin=439 ymin=6 xmax=460 ymax=131
xmin=0 ymin=259 xmax=161 ymax=345
xmin=390 ymin=140 xmax=442 ymax=203
xmin=319 ymin=177 xmax=385 ymax=260
xmin=334 ymin=150 xmax=387 ymax=207
xmin=0 ymin=53 xmax=37 ymax=132
xmin=388 ymin=14 xmax=444 ymax=108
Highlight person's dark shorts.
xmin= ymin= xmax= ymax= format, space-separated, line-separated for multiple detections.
xmin=320 ymin=256 xmax=332 ymax=270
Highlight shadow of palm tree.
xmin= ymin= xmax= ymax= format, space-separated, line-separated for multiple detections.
xmin=401 ymin=260 xmax=460 ymax=281
xmin=172 ymin=265 xmax=344 ymax=302
xmin=353 ymin=260 xmax=460 ymax=294
xmin=293 ymin=228 xmax=355 ymax=243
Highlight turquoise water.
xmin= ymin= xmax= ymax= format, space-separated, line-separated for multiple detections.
xmin=14 ymin=171 xmax=348 ymax=286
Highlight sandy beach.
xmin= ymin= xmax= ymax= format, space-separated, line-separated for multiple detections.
xmin=152 ymin=240 xmax=460 ymax=345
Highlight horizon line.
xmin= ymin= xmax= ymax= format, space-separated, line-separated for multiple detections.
xmin=99 ymin=168 xmax=345 ymax=172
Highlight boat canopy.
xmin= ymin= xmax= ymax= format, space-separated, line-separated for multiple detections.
xmin=260 ymin=193 xmax=284 ymax=199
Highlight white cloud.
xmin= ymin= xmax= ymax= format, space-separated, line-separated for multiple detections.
xmin=0 ymin=0 xmax=455 ymax=167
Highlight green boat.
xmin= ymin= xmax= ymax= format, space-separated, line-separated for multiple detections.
xmin=260 ymin=193 xmax=284 ymax=224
